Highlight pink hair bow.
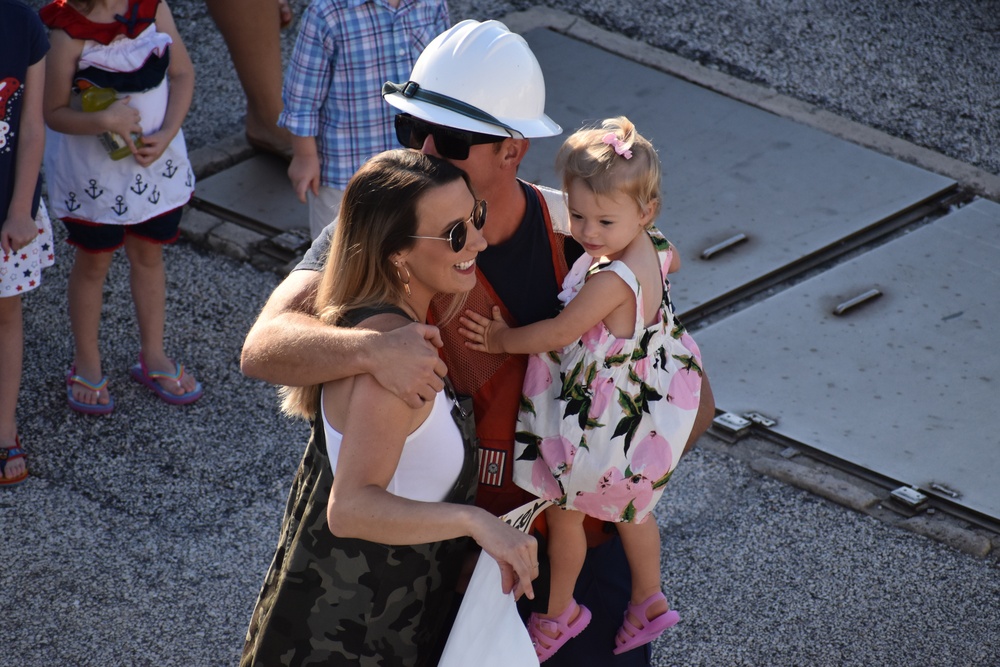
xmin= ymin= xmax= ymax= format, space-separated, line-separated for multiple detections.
xmin=602 ymin=132 xmax=633 ymax=159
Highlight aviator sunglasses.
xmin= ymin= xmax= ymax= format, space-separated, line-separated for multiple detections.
xmin=395 ymin=113 xmax=506 ymax=161
xmin=410 ymin=199 xmax=488 ymax=252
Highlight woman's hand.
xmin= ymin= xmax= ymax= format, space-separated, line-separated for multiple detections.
xmin=458 ymin=306 xmax=509 ymax=354
xmin=470 ymin=512 xmax=538 ymax=600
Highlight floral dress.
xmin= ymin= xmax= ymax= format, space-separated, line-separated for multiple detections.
xmin=513 ymin=228 xmax=704 ymax=524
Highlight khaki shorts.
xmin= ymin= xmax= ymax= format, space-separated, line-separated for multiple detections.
xmin=308 ymin=185 xmax=344 ymax=240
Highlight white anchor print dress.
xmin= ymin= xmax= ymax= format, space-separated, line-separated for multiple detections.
xmin=512 ymin=228 xmax=704 ymax=524
xmin=43 ymin=8 xmax=194 ymax=227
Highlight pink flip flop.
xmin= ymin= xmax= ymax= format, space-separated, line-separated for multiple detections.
xmin=613 ymin=591 xmax=680 ymax=655
xmin=527 ymin=600 xmax=592 ymax=663
xmin=129 ymin=354 xmax=203 ymax=406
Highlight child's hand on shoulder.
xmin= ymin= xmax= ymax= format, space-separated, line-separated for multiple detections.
xmin=458 ymin=306 xmax=509 ymax=354
xmin=1 ymin=213 xmax=37 ymax=254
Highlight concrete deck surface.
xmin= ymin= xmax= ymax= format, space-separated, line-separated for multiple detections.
xmin=6 ymin=3 xmax=999 ymax=666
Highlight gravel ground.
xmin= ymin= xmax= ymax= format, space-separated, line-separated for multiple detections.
xmin=7 ymin=2 xmax=1000 ymax=666
xmin=448 ymin=0 xmax=1000 ymax=178
xmin=25 ymin=0 xmax=999 ymax=180
xmin=5 ymin=223 xmax=311 ymax=666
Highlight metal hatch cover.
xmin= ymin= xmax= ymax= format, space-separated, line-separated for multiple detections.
xmin=518 ymin=29 xmax=955 ymax=318
xmin=193 ymin=154 xmax=307 ymax=234
xmin=695 ymin=199 xmax=1000 ymax=520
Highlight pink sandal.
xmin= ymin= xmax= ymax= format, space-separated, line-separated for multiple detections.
xmin=613 ymin=592 xmax=680 ymax=655
xmin=527 ymin=600 xmax=592 ymax=663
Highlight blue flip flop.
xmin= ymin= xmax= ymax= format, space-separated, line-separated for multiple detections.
xmin=66 ymin=368 xmax=115 ymax=415
xmin=129 ymin=354 xmax=203 ymax=405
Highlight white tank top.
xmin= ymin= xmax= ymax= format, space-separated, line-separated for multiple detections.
xmin=322 ymin=389 xmax=465 ymax=502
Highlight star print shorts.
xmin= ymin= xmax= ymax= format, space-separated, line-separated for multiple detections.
xmin=61 ymin=205 xmax=183 ymax=253
xmin=0 ymin=199 xmax=55 ymax=299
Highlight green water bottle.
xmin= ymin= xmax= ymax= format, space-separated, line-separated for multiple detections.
xmin=81 ymin=87 xmax=143 ymax=161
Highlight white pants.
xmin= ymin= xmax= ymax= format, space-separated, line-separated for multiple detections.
xmin=308 ymin=185 xmax=344 ymax=240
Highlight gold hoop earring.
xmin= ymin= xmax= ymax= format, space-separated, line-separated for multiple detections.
xmin=394 ymin=261 xmax=411 ymax=296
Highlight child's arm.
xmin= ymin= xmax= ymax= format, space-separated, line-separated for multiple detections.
xmin=1 ymin=58 xmax=46 ymax=254
xmin=280 ymin=3 xmax=336 ymax=201
xmin=43 ymin=30 xmax=142 ymax=145
xmin=134 ymin=0 xmax=194 ymax=167
xmin=288 ymin=135 xmax=321 ymax=203
xmin=459 ymin=270 xmax=634 ymax=354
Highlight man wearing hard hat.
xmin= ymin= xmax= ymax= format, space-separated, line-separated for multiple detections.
xmin=241 ymin=19 xmax=714 ymax=667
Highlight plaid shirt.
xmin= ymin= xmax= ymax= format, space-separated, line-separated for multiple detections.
xmin=279 ymin=0 xmax=448 ymax=189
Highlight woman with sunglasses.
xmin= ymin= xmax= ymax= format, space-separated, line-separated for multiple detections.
xmin=241 ymin=149 xmax=537 ymax=667
xmin=242 ymin=20 xmax=716 ymax=667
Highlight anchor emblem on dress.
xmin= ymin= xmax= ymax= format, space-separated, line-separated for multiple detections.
xmin=148 ymin=185 xmax=160 ymax=204
xmin=162 ymin=160 xmax=178 ymax=178
xmin=65 ymin=192 xmax=81 ymax=212
xmin=85 ymin=179 xmax=104 ymax=199
xmin=112 ymin=195 xmax=128 ymax=216
xmin=131 ymin=174 xmax=148 ymax=195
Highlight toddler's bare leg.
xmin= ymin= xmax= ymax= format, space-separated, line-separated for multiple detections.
xmin=542 ymin=506 xmax=587 ymax=622
xmin=616 ymin=518 xmax=669 ymax=618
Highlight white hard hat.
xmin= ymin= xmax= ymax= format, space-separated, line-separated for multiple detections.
xmin=383 ymin=20 xmax=562 ymax=139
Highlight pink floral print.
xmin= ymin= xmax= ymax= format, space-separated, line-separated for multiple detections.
xmin=512 ymin=229 xmax=703 ymax=523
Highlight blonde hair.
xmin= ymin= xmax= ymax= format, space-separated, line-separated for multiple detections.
xmin=556 ymin=116 xmax=662 ymax=221
xmin=281 ymin=150 xmax=473 ymax=418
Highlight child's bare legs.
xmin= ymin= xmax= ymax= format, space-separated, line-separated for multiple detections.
xmin=123 ymin=236 xmax=198 ymax=394
xmin=0 ymin=295 xmax=26 ymax=478
xmin=540 ymin=506 xmax=588 ymax=630
xmin=616 ymin=517 xmax=670 ymax=623
xmin=67 ymin=249 xmax=114 ymax=406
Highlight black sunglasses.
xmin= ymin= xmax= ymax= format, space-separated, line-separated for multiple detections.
xmin=395 ymin=113 xmax=506 ymax=161
xmin=410 ymin=199 xmax=487 ymax=252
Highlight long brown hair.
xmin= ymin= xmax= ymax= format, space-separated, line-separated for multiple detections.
xmin=281 ymin=150 xmax=473 ymax=418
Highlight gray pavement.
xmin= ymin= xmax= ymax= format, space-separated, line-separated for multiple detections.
xmin=7 ymin=2 xmax=1000 ymax=667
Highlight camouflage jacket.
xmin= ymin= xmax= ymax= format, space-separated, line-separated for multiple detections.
xmin=242 ymin=309 xmax=479 ymax=666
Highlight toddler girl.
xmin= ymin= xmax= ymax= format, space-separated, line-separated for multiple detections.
xmin=1 ymin=0 xmax=56 ymax=485
xmin=41 ymin=0 xmax=202 ymax=413
xmin=460 ymin=117 xmax=704 ymax=661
